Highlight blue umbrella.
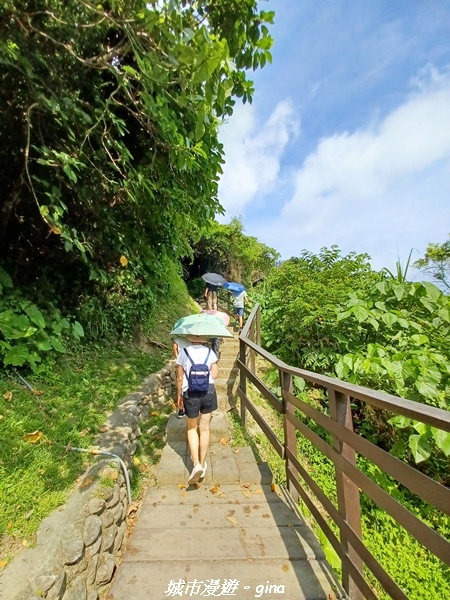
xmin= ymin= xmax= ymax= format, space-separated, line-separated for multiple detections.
xmin=201 ymin=273 xmax=228 ymax=286
xmin=224 ymin=282 xmax=246 ymax=293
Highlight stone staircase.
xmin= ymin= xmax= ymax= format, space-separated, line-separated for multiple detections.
xmin=107 ymin=326 xmax=346 ymax=599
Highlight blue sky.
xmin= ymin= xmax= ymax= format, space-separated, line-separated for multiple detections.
xmin=217 ymin=0 xmax=450 ymax=276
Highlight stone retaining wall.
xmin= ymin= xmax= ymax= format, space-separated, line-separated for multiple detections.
xmin=0 ymin=361 xmax=176 ymax=600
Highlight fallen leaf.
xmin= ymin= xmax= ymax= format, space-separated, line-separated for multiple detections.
xmin=151 ymin=411 xmax=160 ymax=417
xmin=242 ymin=491 xmax=252 ymax=498
xmin=241 ymin=482 xmax=251 ymax=488
xmin=78 ymin=429 xmax=89 ymax=437
xmin=51 ymin=226 xmax=61 ymax=235
xmin=99 ymin=425 xmax=109 ymax=433
xmin=254 ymin=488 xmax=263 ymax=494
xmin=271 ymin=483 xmax=277 ymax=493
xmin=226 ymin=516 xmax=238 ymax=525
xmin=127 ymin=504 xmax=138 ymax=517
xmin=3 ymin=391 xmax=12 ymax=402
xmin=120 ymin=255 xmax=128 ymax=266
xmin=32 ymin=390 xmax=44 ymax=396
xmin=262 ymin=514 xmax=270 ymax=519
xmin=219 ymin=438 xmax=228 ymax=445
xmin=282 ymin=564 xmax=289 ymax=572
xmin=210 ymin=486 xmax=219 ymax=494
xmin=178 ymin=484 xmax=186 ymax=489
xmin=79 ymin=477 xmax=94 ymax=489
xmin=0 ymin=560 xmax=7 ymax=567
xmin=22 ymin=539 xmax=28 ymax=547
xmin=233 ymin=448 xmax=240 ymax=454
xmin=21 ymin=430 xmax=43 ymax=443
xmin=132 ymin=457 xmax=141 ymax=466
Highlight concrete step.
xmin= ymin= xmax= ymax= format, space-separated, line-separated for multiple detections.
xmin=214 ymin=377 xmax=237 ymax=394
xmin=218 ymin=352 xmax=239 ymax=361
xmin=107 ymin=482 xmax=346 ymax=600
xmin=217 ymin=355 xmax=237 ymax=372
xmin=107 ymin=558 xmax=344 ymax=599
xmin=165 ymin=410 xmax=230 ymax=444
xmin=157 ymin=440 xmax=273 ymax=488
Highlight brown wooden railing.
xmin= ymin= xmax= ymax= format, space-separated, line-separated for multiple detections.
xmin=237 ymin=302 xmax=450 ymax=600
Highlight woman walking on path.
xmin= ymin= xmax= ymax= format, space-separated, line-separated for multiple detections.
xmin=176 ymin=335 xmax=219 ymax=484
xmin=204 ymin=282 xmax=218 ymax=310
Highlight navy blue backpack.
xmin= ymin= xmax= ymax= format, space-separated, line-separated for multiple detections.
xmin=184 ymin=348 xmax=211 ymax=395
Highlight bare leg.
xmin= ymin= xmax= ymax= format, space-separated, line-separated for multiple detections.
xmin=199 ymin=412 xmax=212 ymax=467
xmin=186 ymin=416 xmax=200 ymax=466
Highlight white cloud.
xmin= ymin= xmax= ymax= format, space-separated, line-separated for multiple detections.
xmin=217 ymin=99 xmax=299 ymax=217
xmin=246 ymin=69 xmax=450 ymax=271
xmin=284 ymin=72 xmax=450 ymax=220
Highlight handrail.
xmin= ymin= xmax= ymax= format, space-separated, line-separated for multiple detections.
xmin=236 ymin=302 xmax=450 ymax=600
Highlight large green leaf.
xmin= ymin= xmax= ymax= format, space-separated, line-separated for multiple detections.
xmin=381 ymin=312 xmax=397 ymax=326
xmin=25 ymin=304 xmax=46 ymax=329
xmin=431 ymin=428 xmax=450 ymax=456
xmin=352 ymin=305 xmax=369 ymax=323
xmin=388 ymin=415 xmax=412 ymax=429
xmin=410 ymin=334 xmax=429 ymax=346
xmin=3 ymin=344 xmax=31 ymax=367
xmin=408 ymin=434 xmax=431 ymax=463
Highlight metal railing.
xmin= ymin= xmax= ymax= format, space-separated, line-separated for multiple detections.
xmin=237 ymin=302 xmax=450 ymax=600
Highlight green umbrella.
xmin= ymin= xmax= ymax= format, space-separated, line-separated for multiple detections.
xmin=170 ymin=313 xmax=233 ymax=338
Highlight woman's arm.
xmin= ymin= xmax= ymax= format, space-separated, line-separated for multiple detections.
xmin=210 ymin=362 xmax=219 ymax=379
xmin=177 ymin=364 xmax=184 ymax=408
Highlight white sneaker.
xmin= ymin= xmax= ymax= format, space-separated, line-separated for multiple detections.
xmin=199 ymin=461 xmax=207 ymax=480
xmin=188 ymin=463 xmax=203 ymax=485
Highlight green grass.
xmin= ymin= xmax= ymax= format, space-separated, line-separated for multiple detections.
xmin=0 ymin=344 xmax=170 ymax=557
xmin=0 ymin=271 xmax=198 ymax=564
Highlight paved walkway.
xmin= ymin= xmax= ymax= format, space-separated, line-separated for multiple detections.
xmin=106 ymin=330 xmax=345 ymax=600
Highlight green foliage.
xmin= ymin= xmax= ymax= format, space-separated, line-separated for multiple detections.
xmin=0 ymin=343 xmax=170 ymax=555
xmin=382 ymin=248 xmax=413 ymax=284
xmin=254 ymin=246 xmax=380 ymax=371
xmin=414 ymin=234 xmax=450 ymax=291
xmin=0 ymin=0 xmax=274 ymax=345
xmin=334 ymin=278 xmax=450 ymax=469
xmin=186 ymin=217 xmax=280 ymax=287
xmin=0 ymin=268 xmax=84 ymax=370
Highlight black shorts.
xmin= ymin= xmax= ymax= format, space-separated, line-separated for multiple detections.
xmin=183 ymin=384 xmax=217 ymax=418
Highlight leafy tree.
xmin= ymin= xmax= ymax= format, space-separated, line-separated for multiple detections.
xmin=254 ymin=246 xmax=380 ymax=370
xmin=334 ymin=278 xmax=450 ymax=471
xmin=185 ymin=217 xmax=279 ymax=288
xmin=0 ymin=0 xmax=274 ymax=364
xmin=414 ymin=235 xmax=450 ymax=291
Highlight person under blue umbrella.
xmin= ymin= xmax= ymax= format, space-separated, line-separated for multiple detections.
xmin=223 ymin=283 xmax=251 ymax=332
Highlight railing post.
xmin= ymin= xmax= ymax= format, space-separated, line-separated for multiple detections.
xmin=239 ymin=337 xmax=247 ymax=429
xmin=249 ymin=321 xmax=256 ymax=375
xmin=281 ymin=370 xmax=298 ymax=502
xmin=256 ymin=305 xmax=261 ymax=346
xmin=329 ymin=389 xmax=364 ymax=600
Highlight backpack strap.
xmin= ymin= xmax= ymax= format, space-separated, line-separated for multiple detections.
xmin=184 ymin=348 xmax=193 ymax=365
xmin=184 ymin=347 xmax=211 ymax=365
